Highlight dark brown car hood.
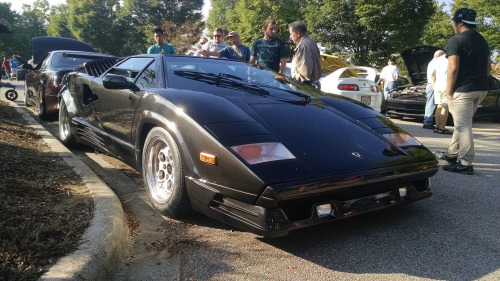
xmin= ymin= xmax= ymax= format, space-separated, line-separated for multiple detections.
xmin=32 ymin=36 xmax=95 ymax=66
xmin=401 ymin=45 xmax=443 ymax=85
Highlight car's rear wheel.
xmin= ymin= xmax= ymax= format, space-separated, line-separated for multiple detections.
xmin=142 ymin=127 xmax=191 ymax=218
xmin=24 ymin=81 xmax=30 ymax=107
xmin=37 ymin=88 xmax=49 ymax=120
xmin=59 ymin=99 xmax=76 ymax=147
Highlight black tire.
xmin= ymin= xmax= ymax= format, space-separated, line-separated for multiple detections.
xmin=24 ymin=81 xmax=30 ymax=106
xmin=58 ymin=99 xmax=76 ymax=147
xmin=142 ymin=127 xmax=191 ymax=218
xmin=37 ymin=88 xmax=49 ymax=120
xmin=5 ymin=89 xmax=18 ymax=101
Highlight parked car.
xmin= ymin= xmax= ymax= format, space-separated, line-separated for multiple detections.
xmin=320 ymin=66 xmax=383 ymax=112
xmin=285 ymin=62 xmax=383 ymax=112
xmin=386 ymin=45 xmax=500 ymax=121
xmin=59 ymin=54 xmax=438 ymax=237
xmin=24 ymin=36 xmax=112 ymax=120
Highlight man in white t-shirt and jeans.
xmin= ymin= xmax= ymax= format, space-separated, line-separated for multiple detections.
xmin=378 ymin=58 xmax=399 ymax=101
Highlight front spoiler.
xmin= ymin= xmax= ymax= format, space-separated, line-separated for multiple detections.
xmin=186 ymin=172 xmax=435 ymax=237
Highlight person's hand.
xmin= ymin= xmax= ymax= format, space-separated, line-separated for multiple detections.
xmin=274 ymin=75 xmax=286 ymax=84
xmin=199 ymin=49 xmax=207 ymax=56
xmin=160 ymin=49 xmax=166 ymax=55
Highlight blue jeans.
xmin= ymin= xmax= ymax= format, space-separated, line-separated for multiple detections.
xmin=383 ymin=81 xmax=397 ymax=100
xmin=423 ymin=85 xmax=436 ymax=126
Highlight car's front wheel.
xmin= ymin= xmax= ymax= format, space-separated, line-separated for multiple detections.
xmin=59 ymin=99 xmax=76 ymax=147
xmin=142 ymin=127 xmax=191 ymax=218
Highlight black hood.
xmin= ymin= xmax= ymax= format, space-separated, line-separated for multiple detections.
xmin=401 ymin=45 xmax=443 ymax=85
xmin=32 ymin=36 xmax=94 ymax=66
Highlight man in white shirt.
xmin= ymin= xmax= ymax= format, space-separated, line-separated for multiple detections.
xmin=201 ymin=28 xmax=228 ymax=57
xmin=423 ymin=50 xmax=445 ymax=129
xmin=377 ymin=59 xmax=399 ymax=101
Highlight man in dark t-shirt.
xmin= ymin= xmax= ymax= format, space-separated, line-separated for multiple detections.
xmin=440 ymin=8 xmax=491 ymax=175
xmin=250 ymin=18 xmax=287 ymax=74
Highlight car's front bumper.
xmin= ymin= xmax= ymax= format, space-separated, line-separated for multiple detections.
xmin=186 ymin=162 xmax=438 ymax=237
xmin=386 ymin=99 xmax=425 ymax=117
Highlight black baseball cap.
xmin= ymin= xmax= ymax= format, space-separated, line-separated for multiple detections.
xmin=453 ymin=8 xmax=480 ymax=25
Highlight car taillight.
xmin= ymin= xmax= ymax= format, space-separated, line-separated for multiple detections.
xmin=371 ymin=85 xmax=378 ymax=92
xmin=338 ymin=84 xmax=359 ymax=91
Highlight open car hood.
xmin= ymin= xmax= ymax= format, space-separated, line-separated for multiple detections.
xmin=32 ymin=36 xmax=95 ymax=66
xmin=320 ymin=54 xmax=357 ymax=77
xmin=400 ymin=45 xmax=443 ymax=85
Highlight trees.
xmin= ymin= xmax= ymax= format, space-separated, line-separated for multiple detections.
xmin=420 ymin=1 xmax=455 ymax=50
xmin=304 ymin=0 xmax=436 ymax=68
xmin=206 ymin=0 xmax=303 ymax=48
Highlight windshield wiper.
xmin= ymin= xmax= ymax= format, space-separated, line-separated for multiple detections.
xmin=174 ymin=70 xmax=310 ymax=105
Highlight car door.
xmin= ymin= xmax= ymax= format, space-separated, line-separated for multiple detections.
xmin=90 ymin=56 xmax=157 ymax=157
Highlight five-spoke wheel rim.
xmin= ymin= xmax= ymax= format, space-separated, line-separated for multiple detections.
xmin=145 ymin=137 xmax=177 ymax=203
xmin=59 ymin=102 xmax=70 ymax=141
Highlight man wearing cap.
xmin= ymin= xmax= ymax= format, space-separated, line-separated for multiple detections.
xmin=439 ymin=8 xmax=491 ymax=175
xmin=202 ymin=28 xmax=229 ymax=57
xmin=288 ymin=21 xmax=321 ymax=84
xmin=200 ymin=31 xmax=250 ymax=62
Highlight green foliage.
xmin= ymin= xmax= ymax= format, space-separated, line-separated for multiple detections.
xmin=304 ymin=0 xmax=436 ymax=68
xmin=420 ymin=1 xmax=454 ymax=50
xmin=66 ymin=0 xmax=123 ymax=55
xmin=0 ymin=3 xmax=19 ymax=58
xmin=206 ymin=0 xmax=303 ymax=48
xmin=46 ymin=4 xmax=74 ymax=39
xmin=161 ymin=20 xmax=205 ymax=55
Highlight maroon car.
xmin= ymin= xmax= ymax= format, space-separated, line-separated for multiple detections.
xmin=24 ymin=37 xmax=112 ymax=120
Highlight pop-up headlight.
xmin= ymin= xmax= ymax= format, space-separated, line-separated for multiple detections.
xmin=230 ymin=142 xmax=295 ymax=165
xmin=382 ymin=133 xmax=421 ymax=147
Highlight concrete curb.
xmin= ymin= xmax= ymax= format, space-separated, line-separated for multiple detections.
xmin=5 ymin=100 xmax=128 ymax=280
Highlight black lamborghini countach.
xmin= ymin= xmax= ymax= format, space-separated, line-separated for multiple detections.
xmin=59 ymin=55 xmax=438 ymax=237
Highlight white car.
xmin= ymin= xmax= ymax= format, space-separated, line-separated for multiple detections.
xmin=320 ymin=66 xmax=383 ymax=112
xmin=285 ymin=63 xmax=383 ymax=112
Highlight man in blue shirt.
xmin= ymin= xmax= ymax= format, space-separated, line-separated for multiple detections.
xmin=10 ymin=56 xmax=18 ymax=81
xmin=147 ymin=28 xmax=176 ymax=55
xmin=200 ymin=31 xmax=250 ymax=62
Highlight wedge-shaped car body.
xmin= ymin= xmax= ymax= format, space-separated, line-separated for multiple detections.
xmin=59 ymin=55 xmax=438 ymax=237
xmin=386 ymin=45 xmax=500 ymax=120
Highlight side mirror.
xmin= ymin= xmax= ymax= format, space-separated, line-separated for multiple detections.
xmin=103 ymin=74 xmax=138 ymax=90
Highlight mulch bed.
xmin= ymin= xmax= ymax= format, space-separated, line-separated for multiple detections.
xmin=0 ymin=101 xmax=93 ymax=281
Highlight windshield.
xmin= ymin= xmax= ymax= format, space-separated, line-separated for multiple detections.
xmin=165 ymin=57 xmax=316 ymax=103
xmin=50 ymin=52 xmax=97 ymax=68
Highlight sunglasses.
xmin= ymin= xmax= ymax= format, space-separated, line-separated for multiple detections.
xmin=213 ymin=34 xmax=222 ymax=38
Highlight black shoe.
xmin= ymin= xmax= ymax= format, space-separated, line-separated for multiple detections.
xmin=423 ymin=124 xmax=435 ymax=129
xmin=442 ymin=162 xmax=473 ymax=175
xmin=434 ymin=151 xmax=457 ymax=164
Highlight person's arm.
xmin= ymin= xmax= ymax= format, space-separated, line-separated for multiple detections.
xmin=249 ymin=56 xmax=256 ymax=64
xmin=279 ymin=58 xmax=287 ymax=74
xmin=446 ymin=55 xmax=460 ymax=101
xmin=200 ymin=49 xmax=221 ymax=57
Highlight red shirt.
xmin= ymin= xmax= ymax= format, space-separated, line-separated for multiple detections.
xmin=2 ymin=60 xmax=11 ymax=71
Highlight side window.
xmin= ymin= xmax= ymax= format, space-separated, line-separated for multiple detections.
xmin=136 ymin=62 xmax=156 ymax=89
xmin=107 ymin=57 xmax=154 ymax=83
xmin=40 ymin=56 xmax=50 ymax=70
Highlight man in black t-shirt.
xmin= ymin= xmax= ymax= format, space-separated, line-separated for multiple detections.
xmin=439 ymin=8 xmax=491 ymax=175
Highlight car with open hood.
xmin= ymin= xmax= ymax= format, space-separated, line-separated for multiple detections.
xmin=386 ymin=45 xmax=500 ymax=121
xmin=24 ymin=36 xmax=113 ymax=120
xmin=58 ymin=54 xmax=438 ymax=237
